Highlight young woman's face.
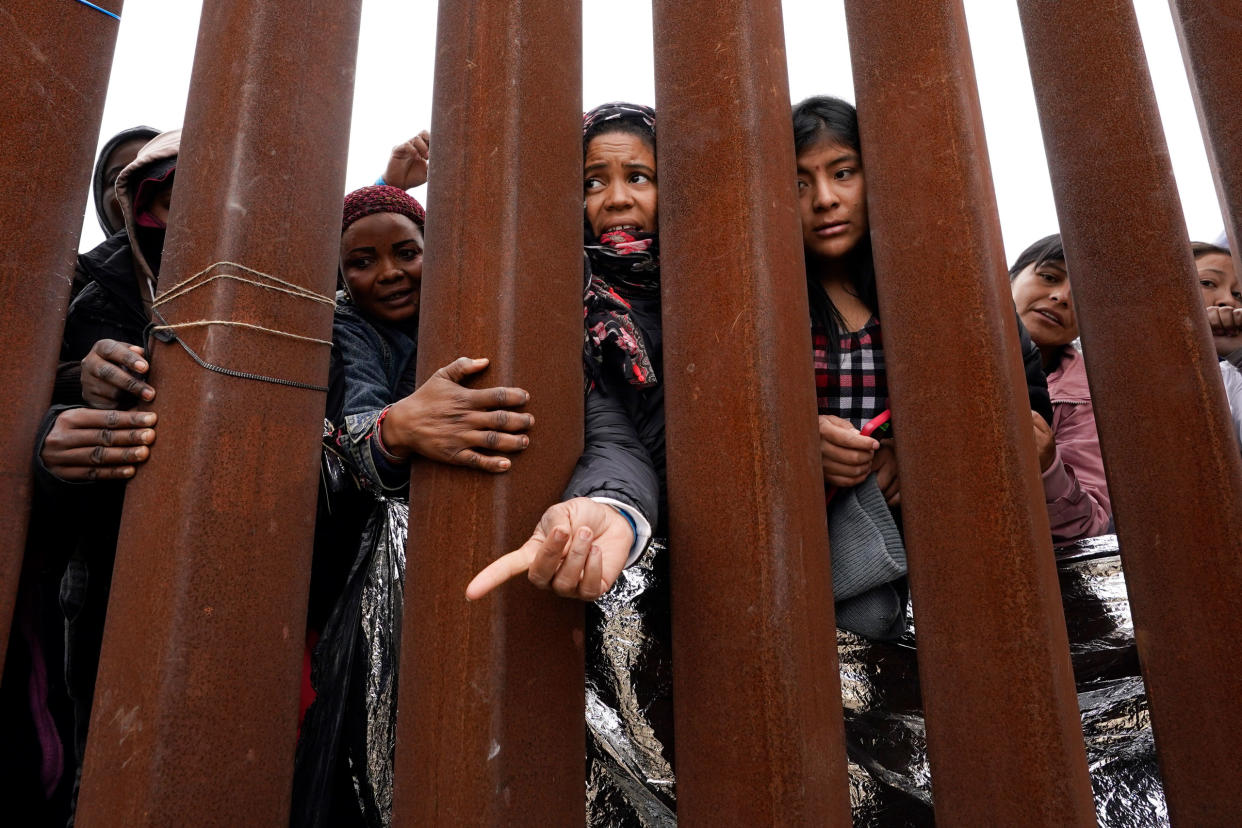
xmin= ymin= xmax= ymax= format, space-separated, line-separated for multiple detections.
xmin=584 ymin=131 xmax=658 ymax=238
xmin=796 ymin=137 xmax=869 ymax=262
xmin=1195 ymin=252 xmax=1242 ymax=308
xmin=1011 ymin=258 xmax=1079 ymax=349
xmin=340 ymin=212 xmax=424 ymax=325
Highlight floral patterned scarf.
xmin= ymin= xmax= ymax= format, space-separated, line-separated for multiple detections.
xmin=583 ymin=229 xmax=659 ymax=391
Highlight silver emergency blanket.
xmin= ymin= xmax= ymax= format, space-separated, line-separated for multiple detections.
xmin=353 ymin=496 xmax=408 ymax=827
xmin=585 ymin=534 xmax=1167 ymax=826
xmin=586 ymin=539 xmax=677 ymax=827
xmin=293 ymin=438 xmax=408 ymax=828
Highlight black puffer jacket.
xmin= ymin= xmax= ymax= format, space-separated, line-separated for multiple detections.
xmin=563 ymin=258 xmax=666 ymax=532
xmin=1018 ymin=314 xmax=1054 ymax=424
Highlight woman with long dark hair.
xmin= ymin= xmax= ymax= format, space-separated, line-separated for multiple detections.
xmin=791 ymin=96 xmax=1055 ymax=634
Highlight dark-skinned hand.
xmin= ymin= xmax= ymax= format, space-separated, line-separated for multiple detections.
xmin=466 ymin=497 xmax=633 ymax=601
xmin=81 ymin=339 xmax=154 ymax=409
xmin=380 ymin=357 xmax=532 ymax=472
xmin=41 ymin=408 xmax=157 ymax=482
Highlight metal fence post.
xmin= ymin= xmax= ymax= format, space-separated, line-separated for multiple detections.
xmin=73 ymin=1 xmax=361 ymax=823
xmin=652 ymin=0 xmax=853 ymax=822
xmin=1018 ymin=1 xmax=1242 ymax=821
xmin=1168 ymin=0 xmax=1242 ymax=253
xmin=0 ymin=0 xmax=124 ymax=675
xmin=843 ymin=1 xmax=1098 ymax=822
xmin=390 ymin=0 xmax=586 ymax=824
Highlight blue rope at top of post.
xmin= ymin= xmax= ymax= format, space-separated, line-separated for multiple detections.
xmin=73 ymin=0 xmax=120 ymax=20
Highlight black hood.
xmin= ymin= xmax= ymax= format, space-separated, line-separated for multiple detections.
xmin=92 ymin=125 xmax=160 ymax=237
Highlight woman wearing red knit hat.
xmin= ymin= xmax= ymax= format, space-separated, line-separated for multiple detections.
xmin=292 ymin=184 xmax=533 ymax=827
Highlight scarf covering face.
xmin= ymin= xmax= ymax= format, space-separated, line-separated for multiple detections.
xmin=132 ymin=159 xmax=177 ymax=229
xmin=583 ymin=229 xmax=659 ymax=390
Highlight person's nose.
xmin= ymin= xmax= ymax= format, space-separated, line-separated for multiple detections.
xmin=378 ymin=256 xmax=404 ymax=282
xmin=812 ymin=177 xmax=838 ymax=212
xmin=604 ymin=180 xmax=634 ymax=210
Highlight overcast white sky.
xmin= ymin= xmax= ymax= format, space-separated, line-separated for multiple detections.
xmin=80 ymin=0 xmax=1226 ymax=261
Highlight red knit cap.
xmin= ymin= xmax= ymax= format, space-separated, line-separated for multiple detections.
xmin=341 ymin=185 xmax=425 ymax=233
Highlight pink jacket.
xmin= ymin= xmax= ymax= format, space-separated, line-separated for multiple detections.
xmin=1041 ymin=346 xmax=1113 ymax=542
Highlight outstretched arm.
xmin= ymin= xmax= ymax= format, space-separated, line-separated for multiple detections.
xmin=465 ymin=497 xmax=634 ymax=601
xmin=468 ymin=380 xmax=658 ymax=601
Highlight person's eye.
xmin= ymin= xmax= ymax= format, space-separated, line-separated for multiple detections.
xmin=834 ymin=168 xmax=854 ymax=180
xmin=584 ymin=177 xmax=603 ymax=192
xmin=1200 ymin=279 xmax=1217 ymax=289
xmin=1233 ymin=291 xmax=1242 ymax=302
xmin=796 ymin=179 xmax=808 ymax=193
xmin=347 ymin=257 xmax=372 ymax=270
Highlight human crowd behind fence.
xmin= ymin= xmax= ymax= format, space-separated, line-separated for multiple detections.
xmin=2 ymin=0 xmax=1241 ymax=826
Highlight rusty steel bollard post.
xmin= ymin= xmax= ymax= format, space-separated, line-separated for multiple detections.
xmin=1018 ymin=0 xmax=1242 ymax=821
xmin=652 ymin=0 xmax=852 ymax=823
xmin=390 ymin=1 xmax=585 ymax=824
xmin=1169 ymin=0 xmax=1242 ymax=253
xmin=0 ymin=0 xmax=124 ymax=675
xmin=73 ymin=1 xmax=361 ymax=824
xmin=843 ymin=2 xmax=1098 ymax=823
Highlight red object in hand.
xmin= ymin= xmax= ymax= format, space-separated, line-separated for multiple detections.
xmin=825 ymin=409 xmax=891 ymax=504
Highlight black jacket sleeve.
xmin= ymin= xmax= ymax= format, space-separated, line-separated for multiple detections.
xmin=562 ymin=379 xmax=660 ymax=527
xmin=1016 ymin=311 xmax=1053 ymax=424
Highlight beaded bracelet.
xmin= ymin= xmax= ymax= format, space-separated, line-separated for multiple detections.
xmin=373 ymin=405 xmax=406 ymax=463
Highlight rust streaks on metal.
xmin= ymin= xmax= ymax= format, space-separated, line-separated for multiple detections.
xmin=844 ymin=1 xmax=1097 ymax=823
xmin=0 ymin=0 xmax=123 ymax=675
xmin=390 ymin=1 xmax=585 ymax=825
xmin=73 ymin=1 xmax=362 ymax=824
xmin=1018 ymin=0 xmax=1242 ymax=821
xmin=652 ymin=0 xmax=852 ymax=823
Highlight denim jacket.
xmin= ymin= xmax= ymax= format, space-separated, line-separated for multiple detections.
xmin=331 ymin=294 xmax=417 ymax=492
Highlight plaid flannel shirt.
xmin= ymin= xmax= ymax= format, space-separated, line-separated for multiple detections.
xmin=813 ymin=316 xmax=888 ymax=429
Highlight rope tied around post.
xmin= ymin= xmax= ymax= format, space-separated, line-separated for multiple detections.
xmin=146 ymin=261 xmax=335 ymax=392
